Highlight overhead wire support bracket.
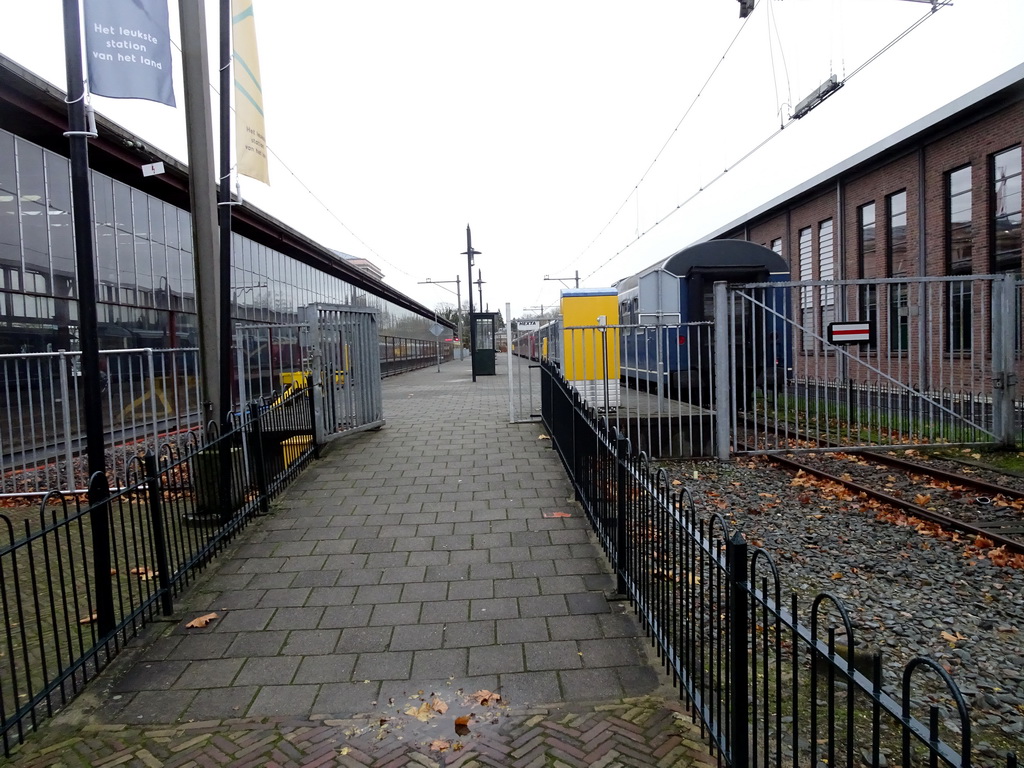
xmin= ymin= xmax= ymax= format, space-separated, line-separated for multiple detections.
xmin=791 ymin=75 xmax=843 ymax=120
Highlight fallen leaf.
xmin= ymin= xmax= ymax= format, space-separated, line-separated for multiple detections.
xmin=429 ymin=740 xmax=450 ymax=752
xmin=338 ymin=747 xmax=350 ymax=756
xmin=538 ymin=434 xmax=550 ymax=440
xmin=454 ymin=715 xmax=471 ymax=736
xmin=79 ymin=613 xmax=97 ymax=625
xmin=914 ymin=494 xmax=932 ymax=506
xmin=185 ymin=612 xmax=218 ymax=628
xmin=469 ymin=690 xmax=500 ymax=706
xmin=406 ymin=702 xmax=434 ymax=722
xmin=430 ymin=696 xmax=448 ymax=714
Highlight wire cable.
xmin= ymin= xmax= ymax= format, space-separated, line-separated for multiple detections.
xmin=555 ymin=4 xmax=757 ymax=275
xmin=582 ymin=0 xmax=948 ymax=283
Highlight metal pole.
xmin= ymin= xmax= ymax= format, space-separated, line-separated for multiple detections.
xmin=727 ymin=532 xmax=750 ymax=767
xmin=477 ymin=269 xmax=483 ymax=309
xmin=218 ymin=0 xmax=233 ymax=428
xmin=506 ymin=301 xmax=513 ymax=423
xmin=456 ymin=275 xmax=462 ymax=360
xmin=463 ymin=225 xmax=479 ymax=382
xmin=179 ymin=0 xmax=222 ymax=425
xmin=714 ymin=281 xmax=731 ymax=461
xmin=60 ymin=0 xmax=104 ymax=480
xmin=61 ymin=0 xmax=116 ymax=636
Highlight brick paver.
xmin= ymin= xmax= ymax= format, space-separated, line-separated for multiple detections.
xmin=6 ymin=356 xmax=716 ymax=766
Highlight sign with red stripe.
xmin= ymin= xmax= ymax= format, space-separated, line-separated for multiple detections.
xmin=828 ymin=321 xmax=873 ymax=345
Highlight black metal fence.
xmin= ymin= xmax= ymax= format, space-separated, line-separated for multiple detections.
xmin=539 ymin=360 xmax=1018 ymax=768
xmin=0 ymin=387 xmax=318 ymax=754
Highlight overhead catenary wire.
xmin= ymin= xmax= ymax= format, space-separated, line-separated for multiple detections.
xmin=555 ymin=6 xmax=757 ymax=276
xmin=581 ymin=0 xmax=949 ymax=284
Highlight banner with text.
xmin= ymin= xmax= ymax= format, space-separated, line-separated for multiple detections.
xmin=232 ymin=0 xmax=269 ymax=184
xmin=83 ymin=0 xmax=175 ymax=107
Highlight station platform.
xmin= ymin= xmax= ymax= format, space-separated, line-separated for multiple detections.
xmin=9 ymin=355 xmax=716 ymax=767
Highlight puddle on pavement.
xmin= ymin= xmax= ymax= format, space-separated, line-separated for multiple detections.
xmin=337 ymin=683 xmax=511 ymax=761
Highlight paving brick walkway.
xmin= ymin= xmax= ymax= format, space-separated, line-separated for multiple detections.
xmin=7 ymin=356 xmax=717 ymax=766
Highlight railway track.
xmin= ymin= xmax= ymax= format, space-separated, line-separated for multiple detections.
xmin=736 ymin=424 xmax=1024 ymax=556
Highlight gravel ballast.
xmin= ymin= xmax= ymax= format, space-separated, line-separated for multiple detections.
xmin=657 ymin=455 xmax=1024 ymax=764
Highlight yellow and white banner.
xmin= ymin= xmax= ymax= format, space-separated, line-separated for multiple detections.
xmin=232 ymin=0 xmax=269 ymax=184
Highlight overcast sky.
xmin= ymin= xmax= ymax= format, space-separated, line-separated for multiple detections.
xmin=2 ymin=1 xmax=1022 ymax=320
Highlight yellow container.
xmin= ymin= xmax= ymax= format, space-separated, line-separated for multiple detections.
xmin=281 ymin=435 xmax=312 ymax=468
xmin=560 ymin=289 xmax=620 ymax=407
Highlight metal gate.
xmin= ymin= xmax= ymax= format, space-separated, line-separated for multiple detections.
xmin=509 ymin=328 xmax=544 ymax=424
xmin=723 ymin=274 xmax=1020 ymax=456
xmin=235 ymin=305 xmax=383 ymax=443
xmin=305 ymin=304 xmax=383 ymax=440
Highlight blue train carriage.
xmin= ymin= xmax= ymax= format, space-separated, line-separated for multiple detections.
xmin=615 ymin=239 xmax=791 ymax=407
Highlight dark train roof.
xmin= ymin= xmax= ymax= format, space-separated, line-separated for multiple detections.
xmin=659 ymin=239 xmax=788 ymax=277
xmin=615 ymin=239 xmax=788 ymax=292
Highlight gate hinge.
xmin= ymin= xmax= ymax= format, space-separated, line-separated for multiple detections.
xmin=993 ymin=373 xmax=1018 ymax=390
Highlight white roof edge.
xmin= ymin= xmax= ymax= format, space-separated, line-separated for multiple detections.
xmin=701 ymin=62 xmax=1024 ymax=242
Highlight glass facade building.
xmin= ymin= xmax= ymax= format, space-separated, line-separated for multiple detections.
xmin=0 ymin=124 xmax=443 ymax=357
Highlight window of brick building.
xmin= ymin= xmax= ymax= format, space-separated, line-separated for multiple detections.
xmin=886 ymin=191 xmax=908 ymax=277
xmin=947 ymin=166 xmax=973 ymax=353
xmin=992 ymin=146 xmax=1022 ymax=273
xmin=886 ymin=191 xmax=909 ymax=352
xmin=818 ymin=219 xmax=835 ymax=340
xmin=857 ymin=202 xmax=876 ymax=279
xmin=857 ymin=202 xmax=878 ymax=350
xmin=799 ymin=226 xmax=813 ymax=351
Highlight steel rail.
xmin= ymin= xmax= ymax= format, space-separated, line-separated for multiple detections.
xmin=760 ymin=450 xmax=1024 ymax=555
xmin=739 ymin=417 xmax=1024 ymax=502
xmin=857 ymin=448 xmax=1024 ymax=502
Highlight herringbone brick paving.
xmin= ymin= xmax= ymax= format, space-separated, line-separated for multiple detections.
xmin=4 ymin=358 xmax=718 ymax=766
xmin=8 ymin=697 xmax=717 ymax=767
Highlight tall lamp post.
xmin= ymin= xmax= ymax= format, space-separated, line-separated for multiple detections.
xmin=462 ymin=225 xmax=481 ymax=382
xmin=417 ymin=276 xmax=463 ymax=357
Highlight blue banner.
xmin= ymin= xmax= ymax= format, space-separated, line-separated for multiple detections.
xmin=84 ymin=0 xmax=175 ymax=107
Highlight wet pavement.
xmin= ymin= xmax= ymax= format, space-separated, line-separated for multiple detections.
xmin=7 ymin=356 xmax=717 ymax=766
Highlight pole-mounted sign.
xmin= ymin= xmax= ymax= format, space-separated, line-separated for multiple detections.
xmin=83 ymin=0 xmax=175 ymax=107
